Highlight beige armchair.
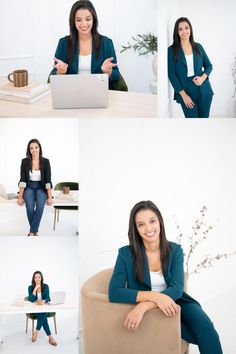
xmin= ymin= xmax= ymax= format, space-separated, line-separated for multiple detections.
xmin=81 ymin=268 xmax=189 ymax=354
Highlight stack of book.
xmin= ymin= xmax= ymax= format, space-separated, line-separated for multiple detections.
xmin=0 ymin=82 xmax=50 ymax=104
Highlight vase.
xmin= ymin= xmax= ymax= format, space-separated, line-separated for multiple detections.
xmin=152 ymin=54 xmax=157 ymax=79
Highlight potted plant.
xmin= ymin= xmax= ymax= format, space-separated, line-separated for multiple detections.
xmin=121 ymin=33 xmax=158 ymax=79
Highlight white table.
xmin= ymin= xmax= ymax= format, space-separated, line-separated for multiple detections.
xmin=0 ymin=89 xmax=157 ymax=118
xmin=0 ymin=302 xmax=78 ymax=342
xmin=0 ymin=191 xmax=78 ymax=207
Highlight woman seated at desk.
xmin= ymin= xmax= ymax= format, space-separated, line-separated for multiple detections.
xmin=51 ymin=0 xmax=122 ymax=90
xmin=28 ymin=271 xmax=57 ymax=346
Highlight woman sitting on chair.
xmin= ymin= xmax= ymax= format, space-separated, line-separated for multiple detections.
xmin=109 ymin=200 xmax=223 ymax=354
xmin=51 ymin=0 xmax=121 ymax=90
xmin=28 ymin=271 xmax=57 ymax=346
xmin=17 ymin=139 xmax=53 ymax=236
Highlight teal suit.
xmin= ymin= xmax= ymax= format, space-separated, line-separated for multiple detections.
xmin=168 ymin=43 xmax=213 ymax=118
xmin=28 ymin=284 xmax=52 ymax=335
xmin=109 ymin=243 xmax=223 ymax=354
xmin=51 ymin=35 xmax=120 ymax=89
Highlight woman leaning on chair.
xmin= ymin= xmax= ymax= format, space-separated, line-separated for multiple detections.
xmin=51 ymin=0 xmax=122 ymax=90
xmin=28 ymin=271 xmax=57 ymax=345
xmin=17 ymin=139 xmax=53 ymax=236
xmin=109 ymin=201 xmax=223 ymax=354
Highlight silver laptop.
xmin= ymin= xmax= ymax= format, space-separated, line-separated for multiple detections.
xmin=49 ymin=291 xmax=66 ymax=305
xmin=50 ymin=74 xmax=109 ymax=109
xmin=0 ymin=184 xmax=18 ymax=200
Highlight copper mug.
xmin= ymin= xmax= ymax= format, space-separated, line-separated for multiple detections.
xmin=8 ymin=69 xmax=28 ymax=87
xmin=62 ymin=186 xmax=70 ymax=194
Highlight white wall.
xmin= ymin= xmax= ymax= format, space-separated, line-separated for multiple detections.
xmin=0 ymin=118 xmax=79 ymax=192
xmin=160 ymin=0 xmax=236 ymax=117
xmin=78 ymin=118 xmax=236 ymax=297
xmin=0 ymin=0 xmax=157 ymax=93
xmin=0 ymin=237 xmax=79 ymax=336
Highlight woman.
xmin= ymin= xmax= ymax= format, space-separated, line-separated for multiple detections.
xmin=51 ymin=0 xmax=120 ymax=90
xmin=109 ymin=201 xmax=223 ymax=354
xmin=168 ymin=17 xmax=213 ymax=118
xmin=17 ymin=139 xmax=53 ymax=236
xmin=28 ymin=271 xmax=57 ymax=345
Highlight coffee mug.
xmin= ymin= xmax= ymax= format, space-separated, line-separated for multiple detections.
xmin=7 ymin=69 xmax=28 ymax=87
xmin=62 ymin=186 xmax=70 ymax=194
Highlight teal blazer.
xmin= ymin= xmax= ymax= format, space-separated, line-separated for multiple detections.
xmin=51 ymin=35 xmax=120 ymax=89
xmin=168 ymin=43 xmax=214 ymax=103
xmin=28 ymin=284 xmax=50 ymax=303
xmin=109 ymin=242 xmax=200 ymax=307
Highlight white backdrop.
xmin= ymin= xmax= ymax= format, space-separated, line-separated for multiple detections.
xmin=0 ymin=0 xmax=157 ymax=93
xmin=78 ymin=119 xmax=236 ymax=352
xmin=0 ymin=118 xmax=79 ymax=192
xmin=158 ymin=0 xmax=236 ymax=118
xmin=0 ymin=237 xmax=78 ymax=336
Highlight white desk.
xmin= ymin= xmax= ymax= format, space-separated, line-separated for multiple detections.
xmin=0 ymin=89 xmax=157 ymax=118
xmin=0 ymin=302 xmax=78 ymax=343
xmin=0 ymin=191 xmax=78 ymax=207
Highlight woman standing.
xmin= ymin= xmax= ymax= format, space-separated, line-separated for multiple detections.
xmin=28 ymin=271 xmax=57 ymax=345
xmin=109 ymin=201 xmax=223 ymax=354
xmin=17 ymin=139 xmax=53 ymax=236
xmin=51 ymin=0 xmax=121 ymax=90
xmin=168 ymin=17 xmax=213 ymax=118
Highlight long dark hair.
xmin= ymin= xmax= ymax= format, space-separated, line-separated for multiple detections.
xmin=171 ymin=17 xmax=201 ymax=60
xmin=128 ymin=200 xmax=170 ymax=283
xmin=67 ymin=0 xmax=102 ymax=65
xmin=31 ymin=271 xmax=45 ymax=291
xmin=26 ymin=139 xmax=43 ymax=172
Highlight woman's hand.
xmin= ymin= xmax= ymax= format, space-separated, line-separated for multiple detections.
xmin=124 ymin=303 xmax=147 ymax=331
xmin=37 ymin=299 xmax=45 ymax=305
xmin=153 ymin=293 xmax=179 ymax=317
xmin=179 ymin=90 xmax=195 ymax=109
xmin=101 ymin=57 xmax=117 ymax=77
xmin=54 ymin=57 xmax=68 ymax=75
xmin=193 ymin=73 xmax=207 ymax=86
xmin=46 ymin=198 xmax=53 ymax=206
xmin=17 ymin=197 xmax=24 ymax=206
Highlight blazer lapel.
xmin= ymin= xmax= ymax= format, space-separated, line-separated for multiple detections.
xmin=142 ymin=248 xmax=151 ymax=288
xmin=178 ymin=46 xmax=187 ymax=67
xmin=72 ymin=39 xmax=79 ymax=74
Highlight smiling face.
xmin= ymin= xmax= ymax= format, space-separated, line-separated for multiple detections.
xmin=178 ymin=21 xmax=191 ymax=41
xmin=135 ymin=209 xmax=160 ymax=246
xmin=75 ymin=8 xmax=93 ymax=37
xmin=29 ymin=142 xmax=40 ymax=159
xmin=34 ymin=273 xmax=42 ymax=286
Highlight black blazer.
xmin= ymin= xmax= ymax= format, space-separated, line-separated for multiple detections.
xmin=18 ymin=157 xmax=52 ymax=190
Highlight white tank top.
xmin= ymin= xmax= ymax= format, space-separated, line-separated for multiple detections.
xmin=29 ymin=170 xmax=41 ymax=181
xmin=150 ymin=271 xmax=167 ymax=292
xmin=37 ymin=292 xmax=42 ymax=300
xmin=185 ymin=53 xmax=194 ymax=77
xmin=78 ymin=54 xmax=91 ymax=74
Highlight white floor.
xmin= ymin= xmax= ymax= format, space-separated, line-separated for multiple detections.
xmin=0 ymin=206 xmax=78 ymax=236
xmin=0 ymin=313 xmax=78 ymax=354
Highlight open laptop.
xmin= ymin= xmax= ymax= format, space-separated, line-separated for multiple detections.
xmin=0 ymin=184 xmax=18 ymax=200
xmin=49 ymin=291 xmax=66 ymax=305
xmin=50 ymin=74 xmax=109 ymax=109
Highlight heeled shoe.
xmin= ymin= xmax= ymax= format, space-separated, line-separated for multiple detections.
xmin=31 ymin=334 xmax=37 ymax=342
xmin=49 ymin=338 xmax=57 ymax=346
xmin=34 ymin=233 xmax=39 ymax=236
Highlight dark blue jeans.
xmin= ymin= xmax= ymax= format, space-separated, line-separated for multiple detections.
xmin=35 ymin=313 xmax=51 ymax=336
xmin=23 ymin=182 xmax=47 ymax=233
